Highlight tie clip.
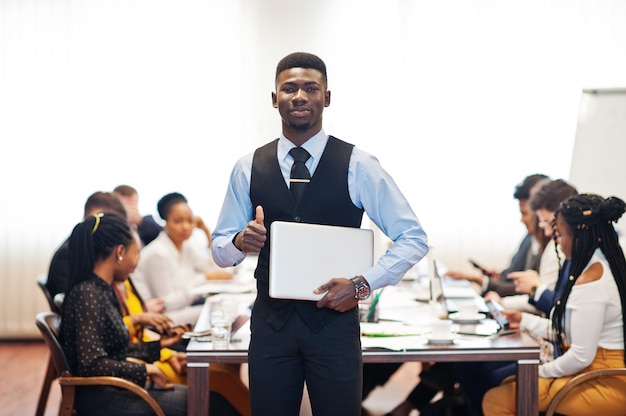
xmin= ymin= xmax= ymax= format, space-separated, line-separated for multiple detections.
xmin=289 ymin=179 xmax=311 ymax=183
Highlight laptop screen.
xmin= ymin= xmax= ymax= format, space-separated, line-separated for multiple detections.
xmin=432 ymin=259 xmax=488 ymax=314
xmin=431 ymin=260 xmax=451 ymax=316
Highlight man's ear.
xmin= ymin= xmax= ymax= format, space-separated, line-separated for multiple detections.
xmin=272 ymin=92 xmax=278 ymax=108
xmin=325 ymin=90 xmax=331 ymax=107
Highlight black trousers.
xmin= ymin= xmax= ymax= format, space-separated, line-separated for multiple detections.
xmin=248 ymin=307 xmax=362 ymax=416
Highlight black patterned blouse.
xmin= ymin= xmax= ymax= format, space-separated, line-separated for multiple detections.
xmin=61 ymin=275 xmax=161 ymax=386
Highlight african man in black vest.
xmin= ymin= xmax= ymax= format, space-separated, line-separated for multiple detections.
xmin=212 ymin=52 xmax=429 ymax=416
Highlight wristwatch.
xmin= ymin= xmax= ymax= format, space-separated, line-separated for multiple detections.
xmin=530 ymin=285 xmax=538 ymax=297
xmin=351 ymin=276 xmax=371 ymax=301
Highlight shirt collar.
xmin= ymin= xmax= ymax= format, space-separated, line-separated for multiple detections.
xmin=278 ymin=130 xmax=328 ymax=163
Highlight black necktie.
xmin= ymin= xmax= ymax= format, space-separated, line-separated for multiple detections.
xmin=289 ymin=147 xmax=311 ymax=201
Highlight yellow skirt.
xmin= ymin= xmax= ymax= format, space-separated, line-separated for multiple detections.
xmin=155 ymin=360 xmax=187 ymax=385
xmin=483 ymin=348 xmax=626 ymax=416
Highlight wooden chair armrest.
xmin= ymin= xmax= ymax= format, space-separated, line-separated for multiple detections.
xmin=545 ymin=368 xmax=626 ymax=416
xmin=59 ymin=376 xmax=166 ymax=416
xmin=126 ymin=357 xmax=148 ymax=365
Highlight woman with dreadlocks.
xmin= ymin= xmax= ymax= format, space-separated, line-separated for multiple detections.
xmin=483 ymin=194 xmax=626 ymax=415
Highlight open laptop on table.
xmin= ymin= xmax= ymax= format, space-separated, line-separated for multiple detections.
xmin=432 ymin=260 xmax=488 ymax=314
xmin=432 ymin=261 xmax=515 ymax=336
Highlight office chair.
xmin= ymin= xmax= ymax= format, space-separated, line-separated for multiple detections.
xmin=36 ymin=274 xmax=61 ymax=314
xmin=544 ymin=367 xmax=626 ymax=416
xmin=35 ymin=311 xmax=166 ymax=416
xmin=35 ymin=274 xmax=60 ymax=416
xmin=53 ymin=293 xmax=65 ymax=311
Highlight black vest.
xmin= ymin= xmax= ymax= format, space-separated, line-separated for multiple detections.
xmin=250 ymin=136 xmax=364 ymax=332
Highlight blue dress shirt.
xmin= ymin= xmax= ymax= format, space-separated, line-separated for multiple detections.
xmin=212 ymin=130 xmax=429 ymax=290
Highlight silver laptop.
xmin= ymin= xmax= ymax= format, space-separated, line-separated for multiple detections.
xmin=269 ymin=221 xmax=374 ymax=301
xmin=440 ymin=275 xmax=480 ymax=299
xmin=432 ymin=260 xmax=488 ymax=315
xmin=431 ymin=260 xmax=508 ymax=336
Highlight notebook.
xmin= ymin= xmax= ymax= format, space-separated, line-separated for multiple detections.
xmin=269 ymin=221 xmax=374 ymax=301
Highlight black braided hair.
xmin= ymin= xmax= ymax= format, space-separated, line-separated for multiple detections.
xmin=552 ymin=194 xmax=626 ymax=365
xmin=66 ymin=212 xmax=134 ymax=296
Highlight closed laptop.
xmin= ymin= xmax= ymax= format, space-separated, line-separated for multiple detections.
xmin=269 ymin=221 xmax=374 ymax=301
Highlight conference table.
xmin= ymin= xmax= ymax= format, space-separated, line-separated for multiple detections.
xmin=186 ymin=287 xmax=541 ymax=416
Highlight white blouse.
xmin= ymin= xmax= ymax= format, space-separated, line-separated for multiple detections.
xmin=520 ymin=250 xmax=623 ymax=378
xmin=131 ymin=231 xmax=217 ymax=311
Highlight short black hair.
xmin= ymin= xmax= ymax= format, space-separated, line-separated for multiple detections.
xmin=529 ymin=179 xmax=578 ymax=212
xmin=84 ymin=191 xmax=127 ymax=219
xmin=513 ymin=174 xmax=550 ymax=201
xmin=157 ymin=192 xmax=187 ymax=220
xmin=275 ymin=52 xmax=327 ymax=87
xmin=113 ymin=184 xmax=138 ymax=197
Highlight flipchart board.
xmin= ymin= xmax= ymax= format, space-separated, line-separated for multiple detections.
xmin=568 ymin=88 xmax=626 ymax=240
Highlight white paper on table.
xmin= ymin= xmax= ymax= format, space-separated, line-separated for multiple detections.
xmin=360 ymin=335 xmax=427 ymax=351
xmin=191 ymin=279 xmax=257 ymax=295
xmin=360 ymin=322 xmax=426 ymax=337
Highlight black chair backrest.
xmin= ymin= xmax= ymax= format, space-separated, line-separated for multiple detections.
xmin=37 ymin=275 xmax=61 ymax=314
xmin=35 ymin=312 xmax=167 ymax=416
xmin=36 ymin=311 xmax=72 ymax=377
xmin=53 ymin=293 xmax=65 ymax=312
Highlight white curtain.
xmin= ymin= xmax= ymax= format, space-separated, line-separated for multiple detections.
xmin=1 ymin=0 xmax=625 ymax=336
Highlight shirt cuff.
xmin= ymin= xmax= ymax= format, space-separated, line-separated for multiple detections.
xmin=533 ymin=284 xmax=547 ymax=302
xmin=480 ymin=276 xmax=488 ymax=292
xmin=225 ymin=240 xmax=246 ymax=267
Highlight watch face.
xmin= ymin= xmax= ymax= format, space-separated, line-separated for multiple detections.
xmin=352 ymin=276 xmax=371 ymax=300
xmin=357 ymin=286 xmax=371 ymax=300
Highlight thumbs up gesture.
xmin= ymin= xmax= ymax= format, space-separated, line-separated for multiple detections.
xmin=233 ymin=205 xmax=267 ymax=253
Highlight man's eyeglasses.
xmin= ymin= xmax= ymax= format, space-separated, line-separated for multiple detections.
xmin=538 ymin=218 xmax=556 ymax=230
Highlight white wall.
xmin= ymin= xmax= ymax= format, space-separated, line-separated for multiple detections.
xmin=2 ymin=0 xmax=626 ymax=337
xmin=569 ymin=89 xmax=626 ymax=240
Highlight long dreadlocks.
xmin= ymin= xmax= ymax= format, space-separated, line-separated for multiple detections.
xmin=552 ymin=194 xmax=626 ymax=365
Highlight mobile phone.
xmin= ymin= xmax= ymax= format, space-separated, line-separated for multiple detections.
xmin=182 ymin=329 xmax=212 ymax=339
xmin=468 ymin=259 xmax=493 ymax=277
xmin=147 ymin=322 xmax=192 ymax=336
xmin=485 ymin=299 xmax=510 ymax=330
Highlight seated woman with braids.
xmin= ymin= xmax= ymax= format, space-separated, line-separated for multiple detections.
xmin=60 ymin=212 xmax=239 ymax=415
xmin=483 ymin=194 xmax=626 ymax=415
